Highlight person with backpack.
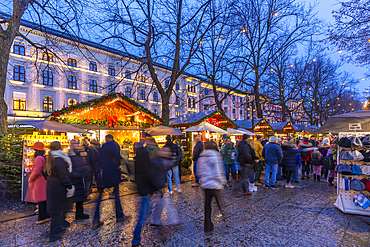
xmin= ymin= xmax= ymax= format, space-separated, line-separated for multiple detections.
xmin=220 ymin=138 xmax=236 ymax=187
xmin=164 ymin=135 xmax=182 ymax=194
xmin=311 ymin=150 xmax=323 ymax=181
xmin=299 ymin=138 xmax=313 ymax=179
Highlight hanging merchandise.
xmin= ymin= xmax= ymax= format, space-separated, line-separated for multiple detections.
xmin=338 ymin=137 xmax=351 ymax=148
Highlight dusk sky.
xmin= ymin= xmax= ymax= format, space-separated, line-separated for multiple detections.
xmin=312 ymin=0 xmax=369 ymax=93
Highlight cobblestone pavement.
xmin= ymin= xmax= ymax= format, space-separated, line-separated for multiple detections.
xmin=1 ymin=176 xmax=370 ymax=247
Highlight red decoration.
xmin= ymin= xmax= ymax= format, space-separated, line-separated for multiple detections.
xmin=119 ymin=94 xmax=122 ymax=97
xmin=54 ymin=112 xmax=60 ymax=117
xmin=107 ymin=116 xmax=118 ymax=128
xmin=160 ymin=119 xmax=163 ymax=123
xmin=206 ymin=117 xmax=219 ymax=127
xmin=129 ymin=99 xmax=132 ymax=101
xmin=68 ymin=107 xmax=71 ymax=110
xmin=86 ymin=119 xmax=91 ymax=125
xmin=107 ymin=96 xmax=110 ymax=99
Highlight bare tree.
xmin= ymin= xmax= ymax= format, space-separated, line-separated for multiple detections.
xmin=87 ymin=0 xmax=217 ymax=124
xmin=329 ymin=0 xmax=370 ymax=66
xmin=233 ymin=0 xmax=321 ymax=118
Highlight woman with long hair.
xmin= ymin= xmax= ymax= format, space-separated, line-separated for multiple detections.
xmin=46 ymin=141 xmax=74 ymax=242
xmin=25 ymin=142 xmax=50 ymax=224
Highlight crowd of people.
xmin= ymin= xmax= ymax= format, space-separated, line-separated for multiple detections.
xmin=24 ymin=131 xmax=336 ymax=245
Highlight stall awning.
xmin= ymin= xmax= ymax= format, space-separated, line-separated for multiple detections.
xmin=17 ymin=120 xmax=91 ymax=133
xmin=318 ymin=110 xmax=370 ymax=133
xmin=183 ymin=122 xmax=228 ymax=133
xmin=227 ymin=128 xmax=256 ymax=136
xmin=145 ymin=126 xmax=184 ymax=136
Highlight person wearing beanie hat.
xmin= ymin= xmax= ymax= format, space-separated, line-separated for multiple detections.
xmin=25 ymin=142 xmax=50 ymax=224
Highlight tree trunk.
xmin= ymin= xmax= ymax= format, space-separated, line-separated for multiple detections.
xmin=281 ymin=103 xmax=287 ymax=122
xmin=0 ymin=35 xmax=13 ymax=133
xmin=254 ymin=87 xmax=263 ymax=118
xmin=161 ymin=95 xmax=170 ymax=125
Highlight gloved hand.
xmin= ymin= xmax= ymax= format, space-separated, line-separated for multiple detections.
xmin=66 ymin=185 xmax=75 ymax=198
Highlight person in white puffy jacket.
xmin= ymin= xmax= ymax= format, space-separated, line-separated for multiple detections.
xmin=197 ymin=140 xmax=226 ymax=232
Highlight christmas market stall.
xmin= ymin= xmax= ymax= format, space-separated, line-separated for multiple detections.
xmin=16 ymin=120 xmax=90 ymax=201
xmin=234 ymin=119 xmax=273 ymax=136
xmin=145 ymin=125 xmax=184 ymax=148
xmin=170 ymin=110 xmax=236 ymax=151
xmin=48 ymin=93 xmax=161 ymax=180
xmin=270 ymin=122 xmax=295 ymax=137
xmin=318 ymin=110 xmax=370 ymax=216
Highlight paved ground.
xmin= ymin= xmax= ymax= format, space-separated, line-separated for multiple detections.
xmin=1 ymin=175 xmax=370 ymax=247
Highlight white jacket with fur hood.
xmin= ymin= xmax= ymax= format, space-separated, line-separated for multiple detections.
xmin=197 ymin=149 xmax=226 ymax=190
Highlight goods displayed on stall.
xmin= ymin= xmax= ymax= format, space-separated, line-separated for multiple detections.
xmin=145 ymin=126 xmax=184 ymax=148
xmin=318 ymin=110 xmax=370 ymax=215
xmin=234 ymin=119 xmax=273 ymax=135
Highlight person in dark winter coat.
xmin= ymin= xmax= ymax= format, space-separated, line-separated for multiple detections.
xmin=236 ymin=134 xmax=259 ymax=195
xmin=81 ymin=139 xmax=96 ymax=194
xmin=68 ymin=139 xmax=90 ymax=220
xmin=89 ymin=139 xmax=101 ymax=183
xmin=92 ymin=135 xmax=131 ymax=230
xmin=46 ymin=141 xmax=74 ymax=242
xmin=281 ymin=140 xmax=300 ymax=188
xmin=164 ymin=135 xmax=182 ymax=194
xmin=191 ymin=137 xmax=204 ymax=187
xmin=132 ymin=145 xmax=175 ymax=246
xmin=262 ymin=136 xmax=283 ymax=189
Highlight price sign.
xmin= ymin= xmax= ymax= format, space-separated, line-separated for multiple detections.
xmin=349 ymin=123 xmax=361 ymax=130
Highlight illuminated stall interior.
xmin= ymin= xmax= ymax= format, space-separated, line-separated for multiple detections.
xmin=49 ymin=93 xmax=161 ymax=159
xmin=234 ymin=119 xmax=273 ymax=136
xmin=270 ymin=122 xmax=295 ymax=137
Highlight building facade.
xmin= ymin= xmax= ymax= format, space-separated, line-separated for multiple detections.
xmin=5 ymin=19 xmax=304 ymax=125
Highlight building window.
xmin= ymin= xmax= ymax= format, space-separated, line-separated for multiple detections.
xmin=192 ymin=98 xmax=196 ymax=108
xmin=108 ymin=65 xmax=115 ymax=76
xmin=232 ymin=109 xmax=236 ymax=119
xmin=42 ymin=52 xmax=53 ymax=62
xmin=68 ymin=75 xmax=77 ymax=90
xmin=42 ymin=70 xmax=53 ymax=86
xmin=204 ymin=88 xmax=210 ymax=95
xmin=125 ymin=70 xmax=131 ymax=79
xmin=89 ymin=79 xmax=97 ymax=93
xmin=225 ymin=107 xmax=228 ymax=114
xmin=188 ymin=98 xmax=191 ymax=108
xmin=139 ymin=89 xmax=146 ymax=100
xmin=108 ymin=83 xmax=115 ymax=93
xmin=153 ymin=92 xmax=158 ymax=102
xmin=139 ymin=75 xmax=147 ymax=82
xmin=233 ymin=95 xmax=236 ymax=101
xmin=43 ymin=96 xmax=53 ymax=112
xmin=176 ymin=111 xmax=180 ymax=117
xmin=125 ymin=86 xmax=131 ymax=97
xmin=204 ymin=104 xmax=210 ymax=111
xmin=13 ymin=65 xmax=25 ymax=82
xmin=89 ymin=61 xmax=97 ymax=72
xmin=154 ymin=109 xmax=158 ymax=115
xmin=13 ymin=41 xmax=25 ymax=55
xmin=165 ymin=80 xmax=169 ymax=88
xmin=175 ymin=83 xmax=180 ymax=90
xmin=240 ymin=110 xmax=243 ymax=117
xmin=13 ymin=92 xmax=26 ymax=110
xmin=68 ymin=58 xmax=77 ymax=67
xmin=240 ymin=97 xmax=243 ymax=104
xmin=193 ymin=86 xmax=196 ymax=93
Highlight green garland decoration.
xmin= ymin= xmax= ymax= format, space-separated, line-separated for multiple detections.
xmin=56 ymin=117 xmax=151 ymax=128
xmin=195 ymin=110 xmax=237 ymax=128
xmin=50 ymin=92 xmax=162 ymax=122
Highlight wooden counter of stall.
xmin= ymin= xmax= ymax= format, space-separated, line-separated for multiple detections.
xmin=169 ymin=110 xmax=236 ymax=163
xmin=48 ymin=93 xmax=162 ymax=179
xmin=234 ymin=119 xmax=273 ymax=137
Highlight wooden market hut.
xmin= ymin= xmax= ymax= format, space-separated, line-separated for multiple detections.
xmin=48 ymin=92 xmax=161 ymax=143
xmin=169 ymin=109 xmax=236 ymax=153
xmin=270 ymin=122 xmax=295 ymax=137
xmin=234 ymin=119 xmax=273 ymax=136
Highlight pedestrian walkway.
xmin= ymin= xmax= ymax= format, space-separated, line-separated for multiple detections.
xmin=1 ymin=178 xmax=369 ymax=246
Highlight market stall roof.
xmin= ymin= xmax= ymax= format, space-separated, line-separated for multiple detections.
xmin=318 ymin=110 xmax=370 ymax=133
xmin=234 ymin=119 xmax=273 ymax=132
xmin=17 ymin=120 xmax=91 ymax=133
xmin=169 ymin=110 xmax=236 ymax=128
xmin=47 ymin=93 xmax=161 ymax=129
xmin=227 ymin=128 xmax=256 ymax=136
xmin=270 ymin=122 xmax=290 ymax=131
xmin=293 ymin=124 xmax=319 ymax=133
xmin=145 ymin=126 xmax=184 ymax=136
xmin=183 ymin=122 xmax=228 ymax=133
